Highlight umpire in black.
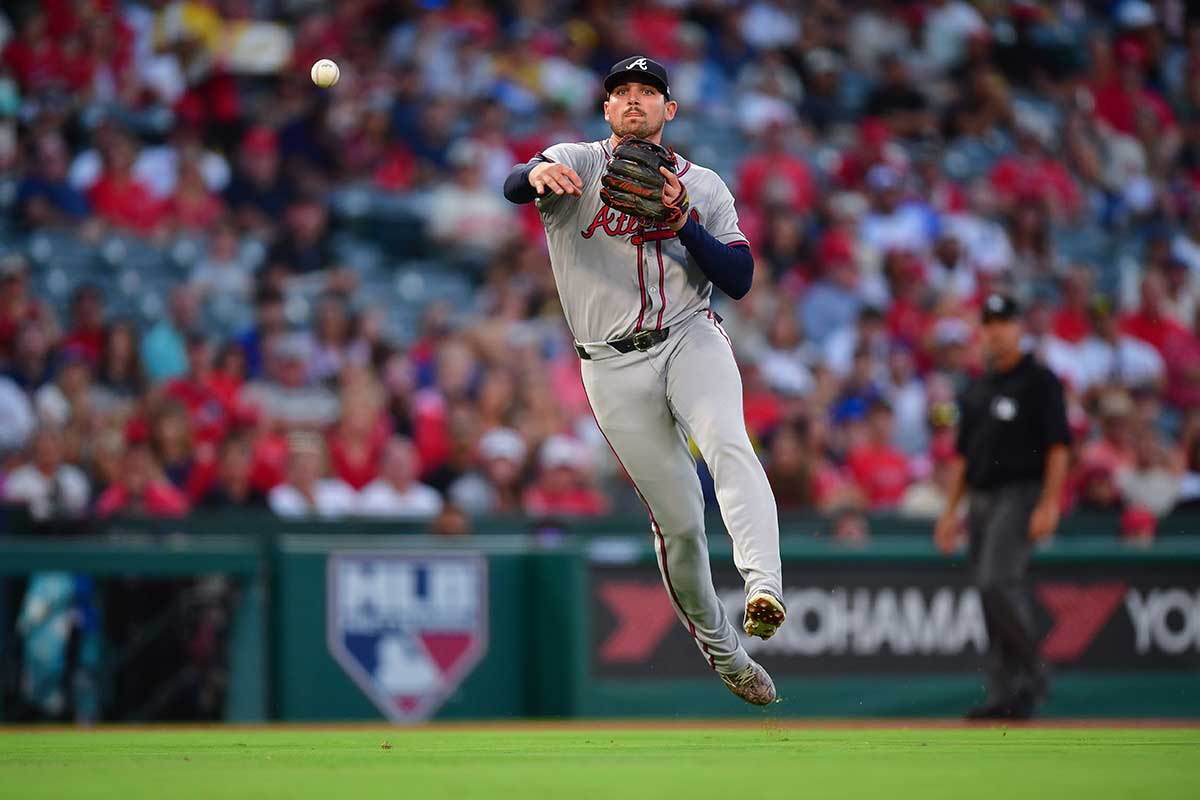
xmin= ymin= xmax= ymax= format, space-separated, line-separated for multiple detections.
xmin=934 ymin=293 xmax=1071 ymax=720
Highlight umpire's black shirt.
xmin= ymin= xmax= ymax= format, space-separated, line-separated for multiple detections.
xmin=956 ymin=353 xmax=1071 ymax=490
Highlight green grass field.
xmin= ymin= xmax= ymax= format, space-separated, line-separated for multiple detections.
xmin=1 ymin=725 xmax=1197 ymax=800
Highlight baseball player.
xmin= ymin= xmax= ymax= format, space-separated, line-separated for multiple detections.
xmin=503 ymin=57 xmax=785 ymax=705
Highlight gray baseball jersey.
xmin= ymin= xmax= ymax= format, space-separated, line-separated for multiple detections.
xmin=527 ymin=138 xmax=783 ymax=676
xmin=534 ymin=139 xmax=749 ymax=344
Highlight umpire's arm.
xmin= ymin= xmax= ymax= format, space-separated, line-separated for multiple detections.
xmin=1029 ymin=371 xmax=1072 ymax=542
xmin=934 ymin=456 xmax=967 ymax=553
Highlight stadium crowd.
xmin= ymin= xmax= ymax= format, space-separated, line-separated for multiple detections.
xmin=3 ymin=0 xmax=1200 ymax=540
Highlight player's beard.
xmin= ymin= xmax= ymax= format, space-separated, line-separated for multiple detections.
xmin=610 ymin=113 xmax=663 ymax=140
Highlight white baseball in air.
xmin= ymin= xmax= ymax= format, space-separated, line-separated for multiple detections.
xmin=311 ymin=58 xmax=340 ymax=88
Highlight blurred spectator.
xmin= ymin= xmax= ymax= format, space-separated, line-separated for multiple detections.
xmin=1075 ymin=464 xmax=1123 ymax=514
xmin=825 ymin=306 xmax=888 ymax=379
xmin=164 ymin=335 xmax=229 ymax=445
xmin=859 ymin=165 xmax=936 ymax=256
xmin=1116 ymin=436 xmax=1182 ymax=517
xmin=189 ymin=221 xmax=254 ymax=306
xmin=425 ymin=140 xmax=516 ymax=259
xmin=0 ymin=373 xmax=37 ymax=456
xmin=0 ymin=254 xmax=49 ymax=361
xmin=1121 ymin=270 xmax=1189 ymax=356
xmin=845 ymin=399 xmax=913 ymax=510
xmin=829 ymin=506 xmax=871 ymax=547
xmin=4 ymin=320 xmax=55 ymax=391
xmin=864 ymin=53 xmax=933 ymax=140
xmin=1160 ymin=257 xmax=1196 ymax=327
xmin=523 ymin=435 xmax=609 ymax=517
xmin=757 ymin=307 xmax=816 ymax=400
xmin=61 ymin=284 xmax=106 ymax=365
xmin=885 ymin=345 xmax=929 ymax=456
xmin=148 ymin=399 xmax=204 ymax=494
xmin=33 ymin=345 xmax=96 ymax=430
xmin=16 ymin=132 xmax=90 ymax=228
xmin=989 ymin=121 xmax=1081 ymax=220
xmin=358 ymin=436 xmax=443 ymax=518
xmin=1081 ymin=390 xmax=1138 ymax=477
xmin=927 ymin=232 xmax=977 ymax=303
xmin=831 ymin=345 xmax=886 ymax=426
xmin=86 ymin=131 xmax=165 ymax=236
xmin=239 ymin=334 xmax=340 ymax=430
xmin=3 ymin=427 xmax=89 ymax=521
xmin=207 ymin=342 xmax=247 ymax=416
xmin=1026 ymin=296 xmax=1087 ymax=392
xmin=429 ymin=502 xmax=472 ymax=536
xmin=801 ymin=255 xmax=865 ymax=346
xmin=899 ymin=437 xmax=959 ymax=519
xmin=1088 ymin=35 xmax=1180 ymax=159
xmin=1163 ymin=304 xmax=1200 ymax=409
xmin=133 ymin=123 xmax=230 ymax=201
xmin=308 ymin=294 xmax=369 ymax=384
xmin=1077 ymin=295 xmax=1165 ymax=394
xmin=923 ymin=0 xmax=987 ymax=71
xmin=327 ymin=387 xmax=387 ymax=491
xmin=199 ymin=435 xmax=266 ymax=509
xmin=764 ymin=422 xmax=815 ymax=510
xmin=736 ymin=123 xmax=815 ymax=216
xmin=1052 ymin=267 xmax=1095 ymax=345
xmin=799 ymin=49 xmax=853 ymax=133
xmin=141 ymin=285 xmax=200 ymax=384
xmin=95 ymin=443 xmax=190 ymax=518
xmin=224 ymin=126 xmax=288 ymax=234
xmin=94 ymin=319 xmax=145 ymax=410
xmin=268 ymin=433 xmax=357 ymax=518
xmin=448 ymin=427 xmax=528 ymax=514
xmin=1120 ymin=504 xmax=1158 ymax=545
xmin=265 ymin=194 xmax=337 ymax=279
xmin=237 ymin=288 xmax=287 ymax=380
xmin=165 ymin=160 xmax=227 ymax=234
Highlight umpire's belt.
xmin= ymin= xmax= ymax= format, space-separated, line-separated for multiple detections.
xmin=575 ymin=328 xmax=669 ymax=360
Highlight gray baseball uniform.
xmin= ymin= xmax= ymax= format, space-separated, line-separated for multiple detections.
xmin=532 ymin=138 xmax=782 ymax=674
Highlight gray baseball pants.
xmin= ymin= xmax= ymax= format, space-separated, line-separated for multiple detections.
xmin=580 ymin=310 xmax=783 ymax=674
xmin=966 ymin=481 xmax=1048 ymax=700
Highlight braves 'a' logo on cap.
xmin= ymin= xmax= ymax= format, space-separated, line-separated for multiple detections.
xmin=628 ymin=57 xmax=649 ymax=70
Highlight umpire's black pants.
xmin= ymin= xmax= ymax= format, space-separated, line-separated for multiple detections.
xmin=966 ymin=481 xmax=1047 ymax=701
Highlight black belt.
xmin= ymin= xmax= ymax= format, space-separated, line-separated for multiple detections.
xmin=576 ymin=327 xmax=670 ymax=360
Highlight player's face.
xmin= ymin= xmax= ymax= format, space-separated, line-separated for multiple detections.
xmin=604 ymin=82 xmax=677 ymax=140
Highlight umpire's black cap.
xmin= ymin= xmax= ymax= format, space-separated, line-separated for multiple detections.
xmin=604 ymin=56 xmax=671 ymax=100
xmin=981 ymin=292 xmax=1020 ymax=323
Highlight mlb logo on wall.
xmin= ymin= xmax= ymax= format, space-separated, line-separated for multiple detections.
xmin=327 ymin=553 xmax=488 ymax=723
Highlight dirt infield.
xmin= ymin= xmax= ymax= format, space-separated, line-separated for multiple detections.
xmin=3 ymin=718 xmax=1198 ymax=734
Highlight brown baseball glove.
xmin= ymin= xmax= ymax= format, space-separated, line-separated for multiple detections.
xmin=599 ymin=136 xmax=689 ymax=226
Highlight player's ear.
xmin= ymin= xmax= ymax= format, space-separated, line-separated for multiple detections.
xmin=664 ymin=100 xmax=678 ymax=122
xmin=602 ymin=98 xmax=611 ymax=123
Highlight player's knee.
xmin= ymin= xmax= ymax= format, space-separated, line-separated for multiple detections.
xmin=652 ymin=520 xmax=706 ymax=547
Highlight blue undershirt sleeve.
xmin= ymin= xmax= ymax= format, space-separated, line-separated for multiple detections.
xmin=503 ymin=161 xmax=540 ymax=205
xmin=675 ymin=216 xmax=754 ymax=300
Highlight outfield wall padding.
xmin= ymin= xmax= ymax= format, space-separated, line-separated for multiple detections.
xmin=1 ymin=530 xmax=1197 ymax=721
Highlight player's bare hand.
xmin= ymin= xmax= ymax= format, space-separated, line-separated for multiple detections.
xmin=659 ymin=167 xmax=687 ymax=231
xmin=933 ymin=512 xmax=961 ymax=554
xmin=530 ymin=162 xmax=583 ymax=197
xmin=1027 ymin=498 xmax=1060 ymax=543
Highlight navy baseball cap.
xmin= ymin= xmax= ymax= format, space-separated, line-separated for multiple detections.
xmin=604 ymin=56 xmax=671 ymax=100
xmin=981 ymin=292 xmax=1020 ymax=323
